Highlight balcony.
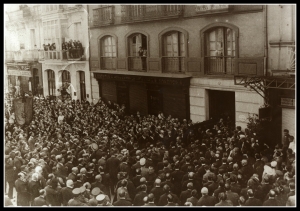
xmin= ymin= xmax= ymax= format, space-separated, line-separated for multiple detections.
xmin=93 ymin=6 xmax=114 ymax=27
xmin=43 ymin=48 xmax=86 ymax=61
xmin=128 ymin=56 xmax=147 ymax=71
xmin=5 ymin=50 xmax=42 ymax=63
xmin=162 ymin=56 xmax=185 ymax=73
xmin=205 ymin=56 xmax=235 ymax=75
xmin=100 ymin=57 xmax=116 ymax=70
xmin=121 ymin=5 xmax=183 ymax=23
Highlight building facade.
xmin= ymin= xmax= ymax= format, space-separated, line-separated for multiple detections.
xmin=266 ymin=5 xmax=295 ymax=140
xmin=88 ymin=5 xmax=271 ymax=128
xmin=5 ymin=4 xmax=92 ymax=102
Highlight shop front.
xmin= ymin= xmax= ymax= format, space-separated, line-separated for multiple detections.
xmin=94 ymin=71 xmax=191 ymax=120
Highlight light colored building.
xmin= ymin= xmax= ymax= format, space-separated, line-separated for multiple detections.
xmin=5 ymin=4 xmax=92 ymax=102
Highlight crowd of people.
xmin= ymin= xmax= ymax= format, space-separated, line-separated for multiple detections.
xmin=4 ymin=95 xmax=296 ymax=206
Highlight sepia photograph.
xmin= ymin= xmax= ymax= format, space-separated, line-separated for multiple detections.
xmin=4 ymin=4 xmax=296 ymax=207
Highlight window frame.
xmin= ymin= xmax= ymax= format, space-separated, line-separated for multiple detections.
xmin=200 ymin=22 xmax=239 ymax=75
xmin=47 ymin=69 xmax=56 ymax=96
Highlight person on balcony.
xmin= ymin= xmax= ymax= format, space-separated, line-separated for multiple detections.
xmin=43 ymin=44 xmax=48 ymax=51
xmin=138 ymin=46 xmax=147 ymax=70
xmin=77 ymin=41 xmax=83 ymax=58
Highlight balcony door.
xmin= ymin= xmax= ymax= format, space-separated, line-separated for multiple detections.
xmin=128 ymin=33 xmax=147 ymax=71
xmin=163 ymin=31 xmax=185 ymax=72
xmin=205 ymin=27 xmax=235 ymax=74
xmin=101 ymin=36 xmax=116 ymax=70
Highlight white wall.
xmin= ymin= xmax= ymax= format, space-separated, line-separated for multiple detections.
xmin=189 ymin=77 xmax=264 ymax=130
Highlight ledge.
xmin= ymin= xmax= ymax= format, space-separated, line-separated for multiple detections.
xmin=269 ymin=40 xmax=295 ymax=47
xmin=91 ymin=69 xmax=191 ymax=79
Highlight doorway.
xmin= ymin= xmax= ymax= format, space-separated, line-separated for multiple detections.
xmin=209 ymin=90 xmax=235 ymax=125
xmin=147 ymin=85 xmax=163 ymax=116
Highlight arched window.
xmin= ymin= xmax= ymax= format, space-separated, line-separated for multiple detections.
xmin=47 ymin=69 xmax=55 ymax=96
xmin=128 ymin=33 xmax=147 ymax=71
xmin=162 ymin=31 xmax=186 ymax=72
xmin=62 ymin=70 xmax=71 ymax=83
xmin=100 ymin=35 xmax=116 ymax=70
xmin=201 ymin=24 xmax=238 ymax=75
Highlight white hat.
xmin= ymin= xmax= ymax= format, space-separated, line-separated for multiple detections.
xmin=271 ymin=161 xmax=277 ymax=168
xmin=96 ymin=194 xmax=106 ymax=202
xmin=140 ymin=158 xmax=146 ymax=166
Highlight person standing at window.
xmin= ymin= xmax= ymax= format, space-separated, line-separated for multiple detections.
xmin=138 ymin=46 xmax=147 ymax=70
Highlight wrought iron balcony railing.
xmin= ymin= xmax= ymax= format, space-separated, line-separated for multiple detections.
xmin=162 ymin=56 xmax=185 ymax=73
xmin=93 ymin=6 xmax=114 ymax=27
xmin=205 ymin=56 xmax=235 ymax=75
xmin=121 ymin=5 xmax=183 ymax=23
xmin=128 ymin=56 xmax=147 ymax=71
xmin=5 ymin=50 xmax=42 ymax=63
xmin=100 ymin=57 xmax=116 ymax=70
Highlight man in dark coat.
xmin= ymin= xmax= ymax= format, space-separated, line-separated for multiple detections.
xmin=91 ymin=174 xmax=109 ymax=196
xmin=133 ymin=184 xmax=148 ymax=206
xmin=170 ymin=163 xmax=185 ymax=196
xmin=196 ymin=187 xmax=217 ymax=206
xmin=113 ymin=190 xmax=132 ymax=206
xmin=15 ymin=172 xmax=30 ymax=206
xmin=215 ymin=192 xmax=233 ymax=206
xmin=28 ymin=173 xmax=42 ymax=205
xmin=44 ymin=178 xmax=60 ymax=206
xmin=244 ymin=189 xmax=262 ymax=206
xmin=5 ymin=154 xmax=18 ymax=199
xmin=157 ymin=185 xmax=180 ymax=206
xmin=224 ymin=183 xmax=239 ymax=206
xmin=59 ymin=179 xmax=74 ymax=206
xmin=106 ymin=150 xmax=121 ymax=189
xmin=263 ymin=189 xmax=279 ymax=206
xmin=179 ymin=182 xmax=193 ymax=206
xmin=149 ymin=179 xmax=164 ymax=205
xmin=32 ymin=189 xmax=48 ymax=206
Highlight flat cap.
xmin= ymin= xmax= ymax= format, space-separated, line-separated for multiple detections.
xmin=91 ymin=187 xmax=101 ymax=196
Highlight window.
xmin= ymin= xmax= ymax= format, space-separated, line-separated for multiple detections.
xmin=47 ymin=70 xmax=55 ymax=96
xmin=43 ymin=20 xmax=60 ymax=51
xmin=162 ymin=31 xmax=185 ymax=72
xmin=73 ymin=22 xmax=83 ymax=43
xmin=62 ymin=70 xmax=70 ymax=83
xmin=204 ymin=26 xmax=236 ymax=74
xmin=128 ymin=33 xmax=147 ymax=71
xmin=100 ymin=36 xmax=116 ymax=69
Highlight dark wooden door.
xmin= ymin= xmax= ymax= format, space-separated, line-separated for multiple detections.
xmin=117 ymin=82 xmax=129 ymax=114
xmin=147 ymin=88 xmax=162 ymax=116
xmin=209 ymin=90 xmax=235 ymax=124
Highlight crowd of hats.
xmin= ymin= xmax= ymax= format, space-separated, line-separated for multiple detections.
xmin=4 ymin=96 xmax=296 ymax=206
